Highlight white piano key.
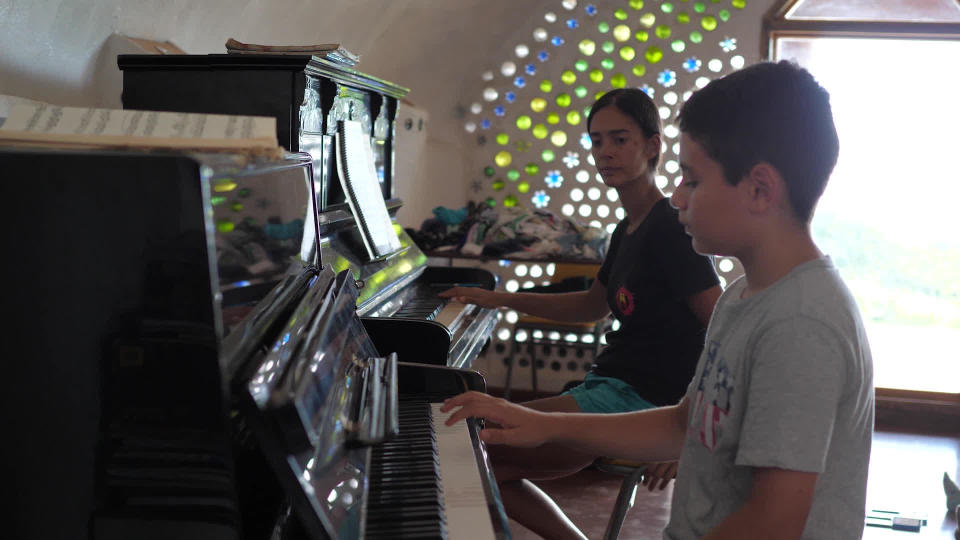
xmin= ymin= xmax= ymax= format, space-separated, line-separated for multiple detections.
xmin=431 ymin=403 xmax=497 ymax=540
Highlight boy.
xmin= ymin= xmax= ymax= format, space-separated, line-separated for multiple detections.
xmin=442 ymin=60 xmax=874 ymax=539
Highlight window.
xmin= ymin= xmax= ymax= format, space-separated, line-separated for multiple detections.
xmin=766 ymin=0 xmax=960 ymax=424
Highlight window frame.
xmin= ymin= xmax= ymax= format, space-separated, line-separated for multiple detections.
xmin=763 ymin=0 xmax=960 ymax=433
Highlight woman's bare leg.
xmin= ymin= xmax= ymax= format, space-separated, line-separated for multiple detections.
xmin=491 ymin=394 xmax=596 ymax=540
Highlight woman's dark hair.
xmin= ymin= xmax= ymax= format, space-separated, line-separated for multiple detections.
xmin=587 ymin=88 xmax=663 ymax=168
xmin=677 ymin=60 xmax=839 ymax=223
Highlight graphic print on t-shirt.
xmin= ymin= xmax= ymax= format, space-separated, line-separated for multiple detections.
xmin=615 ymin=285 xmax=635 ymax=315
xmin=692 ymin=340 xmax=734 ymax=451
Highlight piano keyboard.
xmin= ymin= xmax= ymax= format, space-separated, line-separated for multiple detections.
xmin=365 ymin=400 xmax=497 ymax=540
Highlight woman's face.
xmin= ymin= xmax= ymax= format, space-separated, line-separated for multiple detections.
xmin=588 ymin=106 xmax=659 ymax=189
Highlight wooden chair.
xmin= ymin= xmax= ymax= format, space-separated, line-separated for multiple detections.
xmin=503 ymin=262 xmax=609 ymax=399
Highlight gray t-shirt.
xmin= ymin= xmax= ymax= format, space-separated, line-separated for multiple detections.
xmin=664 ymin=257 xmax=874 ymax=540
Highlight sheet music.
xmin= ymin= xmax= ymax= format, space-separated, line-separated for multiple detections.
xmin=431 ymin=403 xmax=497 ymax=540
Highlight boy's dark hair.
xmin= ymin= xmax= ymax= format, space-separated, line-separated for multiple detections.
xmin=677 ymin=60 xmax=839 ymax=223
xmin=588 ymin=88 xmax=662 ymax=168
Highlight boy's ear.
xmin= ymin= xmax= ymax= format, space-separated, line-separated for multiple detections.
xmin=742 ymin=162 xmax=784 ymax=214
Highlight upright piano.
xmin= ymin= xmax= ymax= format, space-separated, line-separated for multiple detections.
xmin=1 ymin=147 xmax=509 ymax=539
xmin=117 ymin=53 xmax=499 ymax=370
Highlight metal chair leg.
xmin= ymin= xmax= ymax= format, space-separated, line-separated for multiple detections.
xmin=602 ymin=468 xmax=644 ymax=540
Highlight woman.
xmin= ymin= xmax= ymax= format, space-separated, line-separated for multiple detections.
xmin=439 ymin=88 xmax=721 ymax=540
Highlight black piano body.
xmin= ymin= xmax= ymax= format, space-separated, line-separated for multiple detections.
xmin=118 ymin=53 xmax=499 ymax=371
xmin=1 ymin=148 xmax=509 ymax=539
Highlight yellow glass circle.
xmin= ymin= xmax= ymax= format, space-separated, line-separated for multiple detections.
xmin=610 ymin=73 xmax=627 ymax=88
xmin=516 ymin=115 xmax=532 ymax=130
xmin=589 ymin=69 xmax=604 ymax=83
xmin=550 ymin=130 xmax=568 ymax=147
xmin=532 ymin=124 xmax=548 ymax=139
xmin=547 ymin=112 xmax=560 ymax=124
xmin=566 ymin=110 xmax=582 ymax=125
xmin=619 ymin=46 xmax=636 ymax=61
xmin=556 ymin=93 xmax=572 ymax=107
xmin=632 ymin=64 xmax=647 ymax=77
xmin=612 ymin=24 xmax=632 ymax=42
xmin=539 ymin=80 xmax=553 ymax=93
xmin=530 ymin=98 xmax=547 ymax=113
xmin=701 ymin=15 xmax=717 ymax=31
xmin=561 ymin=70 xmax=577 ymax=85
xmin=640 ymin=13 xmax=656 ymax=27
xmin=578 ymin=39 xmax=596 ymax=56
xmin=495 ymin=151 xmax=513 ymax=167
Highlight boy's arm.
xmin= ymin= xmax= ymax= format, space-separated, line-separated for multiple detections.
xmin=438 ymin=278 xmax=610 ymax=322
xmin=441 ymin=392 xmax=690 ymax=463
xmin=703 ymin=468 xmax=818 ymax=540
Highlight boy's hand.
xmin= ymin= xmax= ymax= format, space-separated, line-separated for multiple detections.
xmin=642 ymin=461 xmax=678 ymax=491
xmin=436 ymin=287 xmax=500 ymax=308
xmin=440 ymin=391 xmax=552 ymax=447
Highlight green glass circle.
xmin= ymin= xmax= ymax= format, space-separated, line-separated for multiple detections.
xmin=517 ymin=181 xmax=531 ymax=194
xmin=645 ymin=46 xmax=664 ymax=64
xmin=701 ymin=15 xmax=717 ymax=31
xmin=598 ymin=21 xmax=610 ymax=33
xmin=662 ymin=3 xmax=674 ymax=13
xmin=231 ymin=202 xmax=244 ymax=212
xmin=575 ymin=59 xmax=589 ymax=72
xmin=484 ymin=166 xmax=495 ymax=177
xmin=516 ymin=115 xmax=532 ymax=130
xmin=546 ymin=112 xmax=560 ymax=124
xmin=530 ymin=97 xmax=547 ymax=112
xmin=613 ymin=24 xmax=632 ymax=42
xmin=593 ymin=91 xmax=607 ymax=102
xmin=507 ymin=169 xmax=521 ymax=181
xmin=689 ymin=31 xmax=703 ymax=43
xmin=539 ymin=80 xmax=553 ymax=93
xmin=515 ymin=140 xmax=531 ymax=152
xmin=640 ymin=13 xmax=656 ymax=27
xmin=550 ymin=130 xmax=568 ymax=147
xmin=532 ymin=124 xmax=548 ymax=139
xmin=601 ymin=41 xmax=615 ymax=54
xmin=610 ymin=73 xmax=627 ymax=89
xmin=619 ymin=46 xmax=636 ymax=61
xmin=556 ymin=93 xmax=572 ymax=107
xmin=566 ymin=110 xmax=582 ymax=125
xmin=216 ymin=220 xmax=235 ymax=233
xmin=588 ymin=69 xmax=604 ymax=83
xmin=634 ymin=30 xmax=649 ymax=42
xmin=694 ymin=2 xmax=705 ymax=13
xmin=732 ymin=0 xmax=746 ymax=8
xmin=600 ymin=58 xmax=615 ymax=70
xmin=632 ymin=64 xmax=647 ymax=77
xmin=614 ymin=8 xmax=628 ymax=20
xmin=484 ymin=197 xmax=496 ymax=207
xmin=496 ymin=133 xmax=509 ymax=145
xmin=671 ymin=40 xmax=686 ymax=52
xmin=574 ymin=85 xmax=588 ymax=98
xmin=677 ymin=12 xmax=690 ymax=24
xmin=494 ymin=151 xmax=512 ymax=167
xmin=719 ymin=9 xmax=730 ymax=21
xmin=492 ymin=179 xmax=505 ymax=191
xmin=578 ymin=39 xmax=596 ymax=56
xmin=541 ymin=149 xmax=556 ymax=162
xmin=561 ymin=70 xmax=577 ymax=85
xmin=211 ymin=195 xmax=226 ymax=206
xmin=655 ymin=24 xmax=671 ymax=39
xmin=524 ymin=162 xmax=539 ymax=175
xmin=629 ymin=0 xmax=644 ymax=9
xmin=504 ymin=194 xmax=518 ymax=207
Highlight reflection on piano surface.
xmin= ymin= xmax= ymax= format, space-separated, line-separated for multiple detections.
xmin=118 ymin=52 xmax=500 ymax=371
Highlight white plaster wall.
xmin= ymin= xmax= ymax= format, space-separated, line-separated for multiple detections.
xmin=0 ymin=0 xmax=777 ymax=228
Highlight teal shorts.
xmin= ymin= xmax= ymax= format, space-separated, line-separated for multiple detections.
xmin=562 ymin=372 xmax=656 ymax=413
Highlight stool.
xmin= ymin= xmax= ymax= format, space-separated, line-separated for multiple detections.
xmin=593 ymin=458 xmax=648 ymax=540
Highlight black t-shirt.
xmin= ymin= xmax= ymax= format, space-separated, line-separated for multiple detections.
xmin=594 ymin=198 xmax=719 ymax=406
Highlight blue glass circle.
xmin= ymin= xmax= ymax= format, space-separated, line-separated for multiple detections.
xmin=538 ymin=50 xmax=550 ymax=62
xmin=514 ymin=76 xmax=526 ymax=88
xmin=494 ymin=106 xmax=505 ymax=116
xmin=525 ymin=64 xmax=537 ymax=75
xmin=505 ymin=91 xmax=516 ymax=103
xmin=551 ymin=36 xmax=565 ymax=46
xmin=586 ymin=4 xmax=598 ymax=16
xmin=566 ymin=18 xmax=579 ymax=29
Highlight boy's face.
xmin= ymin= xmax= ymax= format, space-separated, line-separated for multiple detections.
xmin=589 ymin=106 xmax=657 ymax=188
xmin=672 ymin=134 xmax=746 ymax=256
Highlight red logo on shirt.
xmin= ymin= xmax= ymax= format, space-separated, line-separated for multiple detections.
xmin=616 ymin=285 xmax=635 ymax=315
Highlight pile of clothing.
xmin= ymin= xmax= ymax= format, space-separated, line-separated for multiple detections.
xmin=408 ymin=202 xmax=609 ymax=260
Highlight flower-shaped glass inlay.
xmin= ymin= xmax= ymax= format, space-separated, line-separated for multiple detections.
xmin=563 ymin=151 xmax=580 ymax=168
xmin=545 ymin=170 xmax=564 ymax=188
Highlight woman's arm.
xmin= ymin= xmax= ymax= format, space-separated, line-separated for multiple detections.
xmin=687 ymin=284 xmax=722 ymax=327
xmin=438 ymin=277 xmax=610 ymax=323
